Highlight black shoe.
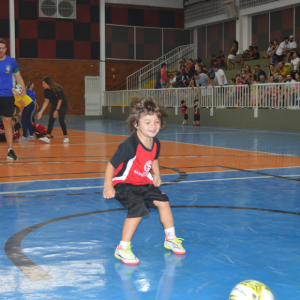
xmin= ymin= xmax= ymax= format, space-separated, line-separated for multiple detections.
xmin=7 ymin=149 xmax=18 ymax=160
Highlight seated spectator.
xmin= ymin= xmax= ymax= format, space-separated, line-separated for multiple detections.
xmin=286 ymin=35 xmax=297 ymax=64
xmin=212 ymin=64 xmax=228 ymax=87
xmin=286 ymin=74 xmax=295 ymax=83
xmin=235 ymin=75 xmax=243 ymax=85
xmin=219 ymin=50 xmax=225 ymax=68
xmin=255 ymin=65 xmax=266 ymax=82
xmin=258 ymin=76 xmax=269 ymax=106
xmin=160 ymin=63 xmax=168 ymax=88
xmin=207 ymin=54 xmax=217 ymax=79
xmin=176 ymin=71 xmax=182 ymax=82
xmin=285 ymin=74 xmax=297 ymax=105
xmin=272 ymin=37 xmax=290 ymax=64
xmin=170 ymin=74 xmax=176 ymax=85
xmin=202 ymin=66 xmax=208 ymax=74
xmin=289 ymin=52 xmax=300 ymax=79
xmin=216 ymin=56 xmax=222 ymax=68
xmin=179 ymin=61 xmax=187 ymax=79
xmin=268 ymin=64 xmax=275 ymax=81
xmin=278 ymin=74 xmax=285 ymax=83
xmin=244 ymin=65 xmax=251 ymax=75
xmin=228 ymin=78 xmax=236 ymax=106
xmin=258 ymin=75 xmax=268 ymax=84
xmin=245 ymin=74 xmax=251 ymax=85
xmin=13 ymin=115 xmax=22 ymax=138
xmin=187 ymin=59 xmax=195 ymax=79
xmin=195 ymin=58 xmax=203 ymax=70
xmin=273 ymin=66 xmax=280 ymax=82
xmin=251 ymin=69 xmax=256 ymax=81
xmin=294 ymin=73 xmax=300 ymax=103
xmin=242 ymin=46 xmax=254 ymax=58
xmin=12 ymin=117 xmax=20 ymax=140
xmin=155 ymin=68 xmax=161 ymax=89
xmin=278 ymin=61 xmax=291 ymax=80
xmin=238 ymin=68 xmax=246 ymax=82
xmin=263 ymin=42 xmax=275 ymax=63
xmin=236 ymin=47 xmax=259 ymax=69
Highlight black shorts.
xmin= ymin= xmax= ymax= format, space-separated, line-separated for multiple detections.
xmin=114 ymin=183 xmax=169 ymax=218
xmin=183 ymin=114 xmax=188 ymax=120
xmin=0 ymin=96 xmax=15 ymax=118
xmin=193 ymin=114 xmax=200 ymax=121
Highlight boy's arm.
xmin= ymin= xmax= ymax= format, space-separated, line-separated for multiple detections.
xmin=152 ymin=159 xmax=161 ymax=187
xmin=103 ymin=162 xmax=116 ymax=199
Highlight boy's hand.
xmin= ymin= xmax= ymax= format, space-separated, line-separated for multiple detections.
xmin=153 ymin=175 xmax=162 ymax=187
xmin=103 ymin=184 xmax=115 ymax=199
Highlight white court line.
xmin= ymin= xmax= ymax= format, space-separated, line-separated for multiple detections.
xmin=0 ymin=166 xmax=299 ymax=185
xmin=0 ymin=142 xmax=120 ymax=148
xmin=206 ymin=126 xmax=300 ymax=136
xmin=1 ymin=174 xmax=300 ymax=195
xmin=0 ymin=186 xmax=104 ymax=195
xmin=65 ymin=128 xmax=299 ymax=157
xmin=159 ymin=132 xmax=241 ymax=135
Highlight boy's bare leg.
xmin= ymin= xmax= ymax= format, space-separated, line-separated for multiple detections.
xmin=121 ymin=217 xmax=142 ymax=242
xmin=154 ymin=201 xmax=174 ymax=229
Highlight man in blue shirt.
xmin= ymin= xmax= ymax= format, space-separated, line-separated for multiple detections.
xmin=0 ymin=38 xmax=26 ymax=160
xmin=255 ymin=65 xmax=267 ymax=83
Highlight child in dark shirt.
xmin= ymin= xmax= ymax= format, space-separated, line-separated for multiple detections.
xmin=103 ymin=98 xmax=185 ymax=265
xmin=180 ymin=100 xmax=188 ymax=125
xmin=192 ymin=99 xmax=200 ymax=126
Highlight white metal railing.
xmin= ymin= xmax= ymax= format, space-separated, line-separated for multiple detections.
xmin=184 ymin=0 xmax=233 ymax=23
xmin=126 ymin=45 xmax=194 ymax=90
xmin=104 ymin=82 xmax=300 ymax=117
xmin=240 ymin=0 xmax=281 ymax=9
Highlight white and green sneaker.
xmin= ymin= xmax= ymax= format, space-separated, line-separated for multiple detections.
xmin=164 ymin=237 xmax=186 ymax=255
xmin=114 ymin=243 xmax=139 ymax=265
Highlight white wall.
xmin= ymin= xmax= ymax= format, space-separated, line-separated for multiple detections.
xmin=105 ymin=0 xmax=183 ymax=9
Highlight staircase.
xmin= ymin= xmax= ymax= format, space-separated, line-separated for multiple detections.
xmin=126 ymin=44 xmax=194 ymax=90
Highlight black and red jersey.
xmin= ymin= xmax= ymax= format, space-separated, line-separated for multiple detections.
xmin=110 ymin=131 xmax=160 ymax=187
xmin=181 ymin=105 xmax=188 ymax=115
xmin=33 ymin=123 xmax=47 ymax=134
xmin=194 ymin=105 xmax=200 ymax=115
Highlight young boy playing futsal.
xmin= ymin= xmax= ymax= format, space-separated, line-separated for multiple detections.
xmin=192 ymin=99 xmax=200 ymax=126
xmin=103 ymin=98 xmax=185 ymax=265
xmin=180 ymin=100 xmax=188 ymax=125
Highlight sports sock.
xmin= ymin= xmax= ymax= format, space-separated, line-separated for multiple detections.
xmin=165 ymin=227 xmax=176 ymax=240
xmin=8 ymin=148 xmax=12 ymax=152
xmin=120 ymin=241 xmax=130 ymax=248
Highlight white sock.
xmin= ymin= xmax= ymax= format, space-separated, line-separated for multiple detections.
xmin=8 ymin=148 xmax=12 ymax=152
xmin=165 ymin=227 xmax=176 ymax=239
xmin=120 ymin=241 xmax=130 ymax=248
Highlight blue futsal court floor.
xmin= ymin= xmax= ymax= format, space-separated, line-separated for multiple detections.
xmin=1 ymin=119 xmax=300 ymax=299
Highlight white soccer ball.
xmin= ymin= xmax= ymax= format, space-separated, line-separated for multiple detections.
xmin=229 ymin=280 xmax=275 ymax=300
xmin=12 ymin=84 xmax=23 ymax=94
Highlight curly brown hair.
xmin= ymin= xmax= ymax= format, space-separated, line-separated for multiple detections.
xmin=127 ymin=98 xmax=168 ymax=133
